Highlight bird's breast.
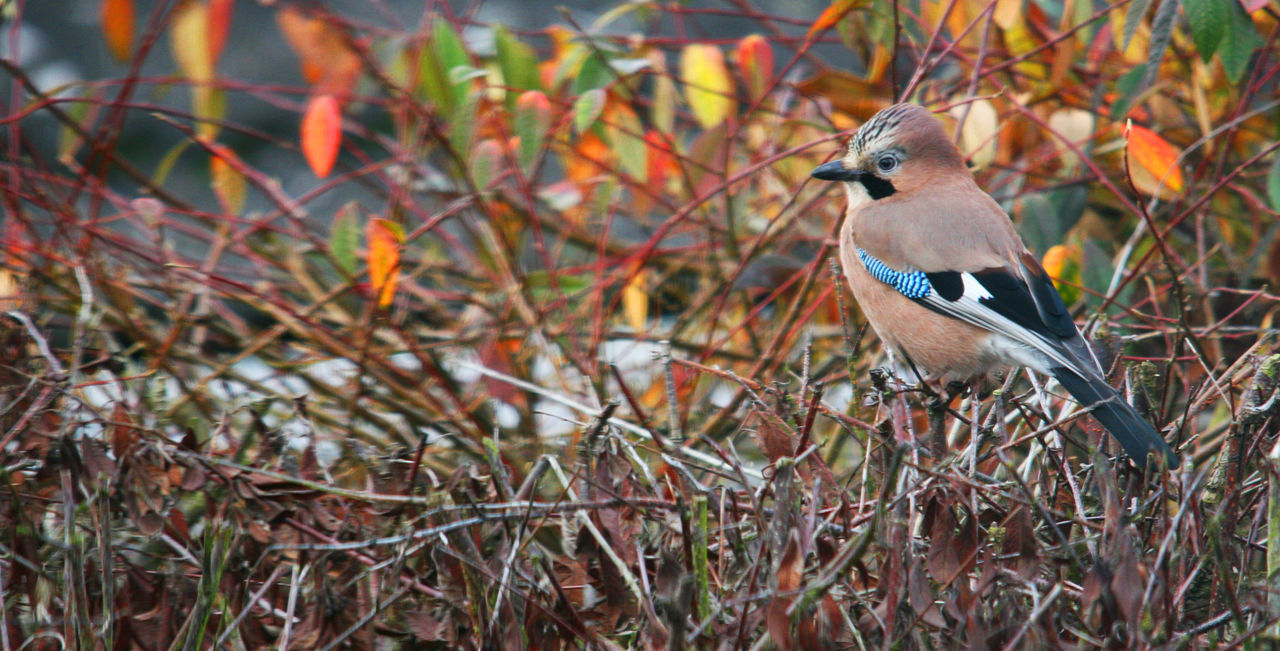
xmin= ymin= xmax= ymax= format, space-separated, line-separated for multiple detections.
xmin=839 ymin=227 xmax=1006 ymax=382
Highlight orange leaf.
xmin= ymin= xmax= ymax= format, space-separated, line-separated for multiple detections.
xmin=565 ymin=132 xmax=611 ymax=185
xmin=276 ymin=7 xmax=361 ymax=98
xmin=622 ymin=269 xmax=648 ymax=331
xmin=207 ymin=143 xmax=246 ymax=215
xmin=645 ymin=130 xmax=677 ymax=188
xmin=1041 ymin=244 xmax=1080 ymax=282
xmin=101 ymin=0 xmax=135 ymax=62
xmin=736 ymin=34 xmax=773 ymax=102
xmin=1125 ymin=123 xmax=1185 ymax=196
xmin=679 ymin=44 xmax=734 ymax=129
xmin=207 ymin=0 xmax=234 ymax=65
xmin=301 ymin=94 xmax=342 ymax=178
xmin=366 ymin=218 xmax=402 ymax=309
xmin=808 ymin=0 xmax=860 ymax=40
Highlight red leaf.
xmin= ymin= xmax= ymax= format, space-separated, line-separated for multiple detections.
xmin=207 ymin=0 xmax=234 ymax=64
xmin=736 ymin=33 xmax=773 ymax=102
xmin=301 ymin=94 xmax=341 ymax=178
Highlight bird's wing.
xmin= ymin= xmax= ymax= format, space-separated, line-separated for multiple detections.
xmin=905 ymin=253 xmax=1100 ymax=375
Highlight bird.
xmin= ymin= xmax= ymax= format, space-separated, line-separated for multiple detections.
xmin=810 ymin=102 xmax=1178 ymax=469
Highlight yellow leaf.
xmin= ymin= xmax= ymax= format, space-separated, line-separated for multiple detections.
xmin=0 ymin=267 xmax=21 ymax=311
xmin=623 ymin=270 xmax=648 ymax=331
xmin=1125 ymin=122 xmax=1185 ymax=197
xmin=366 ymin=218 xmax=403 ymax=309
xmin=949 ymin=99 xmax=998 ymax=170
xmin=679 ymin=44 xmax=734 ymax=129
xmin=647 ymin=48 xmax=676 ymax=134
xmin=101 ymin=0 xmax=135 ymax=63
xmin=1047 ymin=108 xmax=1095 ymax=167
xmin=301 ymin=94 xmax=342 ymax=178
xmin=193 ymin=86 xmax=225 ymax=141
xmin=171 ymin=1 xmax=212 ymax=83
xmin=1000 ymin=19 xmax=1047 ymax=80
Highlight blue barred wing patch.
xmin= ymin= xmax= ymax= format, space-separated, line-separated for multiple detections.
xmin=856 ymin=248 xmax=931 ymax=299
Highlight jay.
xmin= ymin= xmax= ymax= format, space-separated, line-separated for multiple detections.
xmin=811 ymin=102 xmax=1177 ymax=469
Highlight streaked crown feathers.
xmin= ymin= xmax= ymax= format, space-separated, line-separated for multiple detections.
xmin=845 ymin=103 xmax=965 ymax=170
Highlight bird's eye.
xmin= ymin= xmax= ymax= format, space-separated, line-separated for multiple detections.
xmin=876 ymin=154 xmax=899 ymax=173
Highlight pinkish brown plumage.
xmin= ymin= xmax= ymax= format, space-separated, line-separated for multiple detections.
xmin=810 ymin=103 xmax=1177 ymax=469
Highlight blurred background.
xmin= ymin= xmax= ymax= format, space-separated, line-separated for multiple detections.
xmin=3 ymin=0 xmax=1279 ymax=647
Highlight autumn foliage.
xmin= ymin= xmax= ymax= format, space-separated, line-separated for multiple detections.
xmin=2 ymin=0 xmax=1280 ymax=647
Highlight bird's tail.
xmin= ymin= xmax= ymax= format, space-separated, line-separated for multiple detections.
xmin=1049 ymin=366 xmax=1178 ymax=469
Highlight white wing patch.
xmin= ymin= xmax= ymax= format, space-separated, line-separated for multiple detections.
xmin=959 ymin=272 xmax=993 ymax=300
xmin=918 ymin=288 xmax=1078 ymax=373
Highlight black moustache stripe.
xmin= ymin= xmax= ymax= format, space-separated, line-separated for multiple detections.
xmin=859 ymin=174 xmax=896 ymax=200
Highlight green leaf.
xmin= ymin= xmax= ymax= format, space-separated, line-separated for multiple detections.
xmin=1183 ymin=0 xmax=1225 ymax=61
xmin=574 ymin=52 xmax=613 ymax=95
xmin=469 ymin=139 xmax=503 ymax=191
xmin=1122 ymin=0 xmax=1154 ymax=51
xmin=1219 ymin=0 xmax=1262 ymax=83
xmin=1049 ymin=185 xmax=1088 ymax=239
xmin=514 ymin=91 xmax=551 ymax=172
xmin=420 ymin=19 xmax=471 ymax=112
xmin=525 ymin=270 xmax=594 ymax=301
xmin=593 ymin=177 xmax=618 ymax=225
xmin=57 ymin=96 xmax=90 ymax=165
xmin=573 ymin=88 xmax=606 ymax=134
xmin=1267 ymin=156 xmax=1280 ymax=213
xmin=494 ymin=25 xmax=540 ymax=109
xmin=551 ymin=45 xmax=589 ymax=90
xmin=330 ymin=202 xmax=361 ymax=276
xmin=152 ymin=140 xmax=192 ymax=186
xmin=1110 ymin=63 xmax=1148 ymax=119
xmin=1015 ymin=193 xmax=1058 ymax=256
xmin=449 ymin=86 xmax=478 ymax=158
xmin=417 ymin=41 xmax=452 ymax=111
xmin=1081 ymin=239 xmax=1122 ymax=309
xmin=1140 ymin=0 xmax=1179 ymax=90
xmin=605 ymin=105 xmax=646 ymax=182
xmin=433 ymin=20 xmax=469 ymax=76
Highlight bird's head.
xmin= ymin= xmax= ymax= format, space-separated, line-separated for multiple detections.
xmin=811 ymin=103 xmax=968 ymax=204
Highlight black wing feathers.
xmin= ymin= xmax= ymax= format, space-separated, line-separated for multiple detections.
xmin=924 ymin=271 xmax=964 ymax=301
xmin=924 ymin=267 xmax=1068 ymax=340
xmin=915 ymin=260 xmax=1177 ymax=468
xmin=1018 ymin=255 xmax=1077 ymax=339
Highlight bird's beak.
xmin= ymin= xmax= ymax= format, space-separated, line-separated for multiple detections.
xmin=810 ymin=160 xmax=863 ymax=182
